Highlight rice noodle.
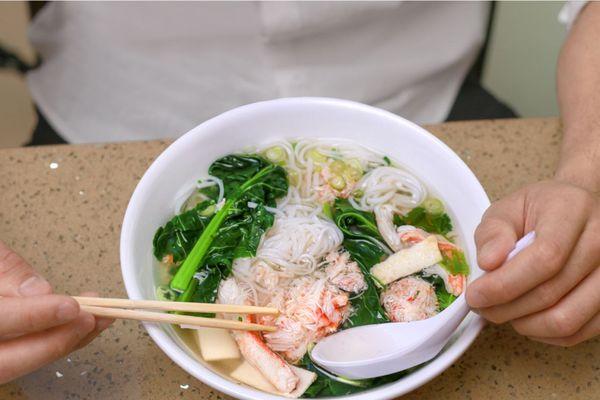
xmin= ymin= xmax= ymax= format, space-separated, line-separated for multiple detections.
xmin=350 ymin=166 xmax=426 ymax=213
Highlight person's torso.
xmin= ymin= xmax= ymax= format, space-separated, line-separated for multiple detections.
xmin=27 ymin=1 xmax=489 ymax=143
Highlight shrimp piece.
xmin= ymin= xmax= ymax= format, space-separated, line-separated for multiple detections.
xmin=446 ymin=273 xmax=466 ymax=296
xmin=397 ymin=226 xmax=429 ymax=246
xmin=161 ymin=254 xmax=174 ymax=265
xmin=325 ymin=251 xmax=367 ymax=293
xmin=218 ymin=278 xmax=299 ymax=394
xmin=381 ymin=276 xmax=438 ymax=322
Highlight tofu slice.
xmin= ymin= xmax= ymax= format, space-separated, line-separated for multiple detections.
xmin=192 ymin=327 xmax=241 ymax=361
xmin=371 ymin=235 xmax=442 ymax=284
xmin=230 ymin=361 xmax=317 ymax=398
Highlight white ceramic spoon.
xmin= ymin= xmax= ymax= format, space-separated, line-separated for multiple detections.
xmin=311 ymin=231 xmax=536 ymax=379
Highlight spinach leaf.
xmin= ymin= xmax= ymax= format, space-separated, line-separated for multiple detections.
xmin=169 ymin=155 xmax=287 ymax=293
xmin=153 ymin=200 xmax=214 ymax=263
xmin=342 ymin=238 xmax=389 ymax=328
xmin=394 ymin=206 xmax=453 ymax=236
xmin=332 ymin=199 xmax=385 ymax=245
xmin=204 ymin=204 xmax=275 ymax=271
xmin=209 ymin=155 xmax=288 ymax=207
xmin=188 ymin=267 xmax=222 ymax=317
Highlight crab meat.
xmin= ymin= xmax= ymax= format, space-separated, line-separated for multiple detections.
xmin=217 ymin=278 xmax=299 ymax=394
xmin=325 ymin=251 xmax=367 ymax=293
xmin=381 ymin=276 xmax=438 ymax=322
xmin=262 ymin=275 xmax=350 ymax=363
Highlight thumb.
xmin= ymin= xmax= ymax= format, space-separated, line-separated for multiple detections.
xmin=474 ymin=194 xmax=524 ymax=271
xmin=0 ymin=241 xmax=52 ymax=297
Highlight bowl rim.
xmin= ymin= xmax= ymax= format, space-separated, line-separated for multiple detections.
xmin=120 ymin=96 xmax=490 ymax=400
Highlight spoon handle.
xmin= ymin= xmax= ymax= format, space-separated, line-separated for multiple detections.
xmin=507 ymin=231 xmax=536 ymax=261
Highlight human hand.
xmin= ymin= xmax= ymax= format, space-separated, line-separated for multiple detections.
xmin=466 ymin=180 xmax=599 ymax=346
xmin=0 ymin=241 xmax=113 ymax=383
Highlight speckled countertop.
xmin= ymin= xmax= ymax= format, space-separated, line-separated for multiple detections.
xmin=0 ymin=118 xmax=597 ymax=400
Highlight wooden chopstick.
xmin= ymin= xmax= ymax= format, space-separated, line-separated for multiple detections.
xmin=80 ymin=305 xmax=277 ymax=332
xmin=73 ymin=296 xmax=279 ymax=315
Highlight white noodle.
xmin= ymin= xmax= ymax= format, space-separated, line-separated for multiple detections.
xmin=350 ymin=166 xmax=426 ymax=213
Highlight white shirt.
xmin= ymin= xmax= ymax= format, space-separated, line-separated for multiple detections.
xmin=27 ymin=2 xmax=490 ymax=143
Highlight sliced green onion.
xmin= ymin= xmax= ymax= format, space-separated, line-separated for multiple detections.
xmin=265 ymin=146 xmax=285 ymax=163
xmin=352 ymin=189 xmax=364 ymax=199
xmin=288 ymin=170 xmax=299 ymax=186
xmin=329 ymin=160 xmax=346 ymax=174
xmin=422 ymin=198 xmax=445 ymax=214
xmin=328 ymin=174 xmax=346 ymax=190
xmin=307 ymin=149 xmax=327 ymax=164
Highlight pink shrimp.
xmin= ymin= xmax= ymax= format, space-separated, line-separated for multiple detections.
xmin=217 ymin=278 xmax=299 ymax=393
xmin=380 ymin=276 xmax=438 ymax=322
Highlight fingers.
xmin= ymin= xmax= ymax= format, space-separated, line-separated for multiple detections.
xmin=468 ymin=188 xmax=589 ymax=309
xmin=0 ymin=295 xmax=80 ymax=337
xmin=74 ymin=317 xmax=114 ymax=351
xmin=474 ymin=195 xmax=524 ymax=271
xmin=0 ymin=312 xmax=95 ymax=384
xmin=511 ymin=266 xmax=600 ymax=338
xmin=528 ymin=312 xmax=600 ymax=347
xmin=74 ymin=291 xmax=114 ymax=350
xmin=479 ymin=221 xmax=600 ymax=323
xmin=0 ymin=241 xmax=52 ymax=297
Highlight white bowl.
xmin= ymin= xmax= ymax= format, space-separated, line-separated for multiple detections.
xmin=120 ymin=97 xmax=490 ymax=400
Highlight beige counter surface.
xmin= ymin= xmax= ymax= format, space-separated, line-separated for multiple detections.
xmin=0 ymin=118 xmax=597 ymax=399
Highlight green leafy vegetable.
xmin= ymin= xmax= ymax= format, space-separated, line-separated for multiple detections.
xmin=187 ymin=267 xmax=222 ymax=317
xmin=332 ymin=199 xmax=385 ymax=245
xmin=153 ymin=200 xmax=214 ymax=263
xmin=394 ymin=206 xmax=453 ymax=236
xmin=169 ymin=155 xmax=287 ymax=293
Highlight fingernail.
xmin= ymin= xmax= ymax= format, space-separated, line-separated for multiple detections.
xmin=56 ymin=301 xmax=79 ymax=322
xmin=19 ymin=275 xmax=52 ymax=296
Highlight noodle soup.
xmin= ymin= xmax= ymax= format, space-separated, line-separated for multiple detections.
xmin=151 ymin=138 xmax=470 ymax=397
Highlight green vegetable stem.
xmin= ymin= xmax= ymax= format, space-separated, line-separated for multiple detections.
xmin=162 ymin=155 xmax=287 ymax=295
